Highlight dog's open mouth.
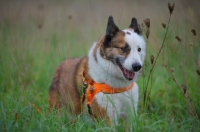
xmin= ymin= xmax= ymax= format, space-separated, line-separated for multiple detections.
xmin=116 ymin=60 xmax=135 ymax=80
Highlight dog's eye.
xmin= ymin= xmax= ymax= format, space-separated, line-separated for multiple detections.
xmin=138 ymin=47 xmax=141 ymax=52
xmin=120 ymin=43 xmax=130 ymax=52
xmin=120 ymin=47 xmax=126 ymax=52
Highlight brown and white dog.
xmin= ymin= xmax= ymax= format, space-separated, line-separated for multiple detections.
xmin=48 ymin=16 xmax=146 ymax=124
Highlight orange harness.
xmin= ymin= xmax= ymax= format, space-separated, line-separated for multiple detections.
xmin=81 ymin=72 xmax=134 ymax=114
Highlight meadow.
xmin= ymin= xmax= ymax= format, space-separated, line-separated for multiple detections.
xmin=0 ymin=0 xmax=200 ymax=131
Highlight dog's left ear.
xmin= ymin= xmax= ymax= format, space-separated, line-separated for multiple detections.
xmin=129 ymin=17 xmax=141 ymax=35
xmin=104 ymin=16 xmax=119 ymax=46
xmin=106 ymin=16 xmax=119 ymax=37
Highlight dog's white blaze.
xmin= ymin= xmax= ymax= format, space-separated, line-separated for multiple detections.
xmin=88 ymin=29 xmax=146 ymax=122
xmin=123 ymin=29 xmax=146 ymax=72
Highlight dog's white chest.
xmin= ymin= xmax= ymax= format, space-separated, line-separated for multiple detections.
xmin=94 ymin=83 xmax=139 ymax=121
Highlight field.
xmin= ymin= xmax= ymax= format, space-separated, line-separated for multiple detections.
xmin=0 ymin=0 xmax=200 ymax=131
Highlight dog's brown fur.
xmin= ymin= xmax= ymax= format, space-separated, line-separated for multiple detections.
xmin=50 ymin=45 xmax=121 ymax=119
xmin=48 ymin=58 xmax=83 ymax=113
xmin=48 ymin=16 xmax=142 ymax=123
xmin=48 ymin=29 xmax=127 ymax=116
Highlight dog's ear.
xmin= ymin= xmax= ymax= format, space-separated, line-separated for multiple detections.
xmin=106 ymin=16 xmax=119 ymax=37
xmin=104 ymin=16 xmax=119 ymax=46
xmin=129 ymin=17 xmax=141 ymax=35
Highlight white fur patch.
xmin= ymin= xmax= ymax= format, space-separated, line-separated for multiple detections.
xmin=88 ymin=29 xmax=146 ymax=122
xmin=122 ymin=29 xmax=146 ymax=79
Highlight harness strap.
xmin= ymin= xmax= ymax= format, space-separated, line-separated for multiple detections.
xmin=80 ymin=72 xmax=134 ymax=114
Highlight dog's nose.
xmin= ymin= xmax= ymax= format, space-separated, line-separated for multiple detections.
xmin=132 ymin=63 xmax=142 ymax=72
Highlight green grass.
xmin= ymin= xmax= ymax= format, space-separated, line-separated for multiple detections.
xmin=1 ymin=0 xmax=200 ymax=131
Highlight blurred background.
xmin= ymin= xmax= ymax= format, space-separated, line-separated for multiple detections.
xmin=1 ymin=0 xmax=199 ymax=50
xmin=0 ymin=0 xmax=200 ymax=127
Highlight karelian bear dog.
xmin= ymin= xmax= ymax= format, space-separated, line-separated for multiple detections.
xmin=48 ymin=16 xmax=146 ymax=124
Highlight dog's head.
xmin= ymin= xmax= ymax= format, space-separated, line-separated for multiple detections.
xmin=99 ymin=16 xmax=146 ymax=81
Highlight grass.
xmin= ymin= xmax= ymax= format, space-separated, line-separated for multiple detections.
xmin=1 ymin=0 xmax=200 ymax=131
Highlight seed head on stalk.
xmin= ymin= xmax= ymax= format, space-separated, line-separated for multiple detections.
xmin=175 ymin=35 xmax=182 ymax=42
xmin=145 ymin=28 xmax=150 ymax=39
xmin=143 ymin=18 xmax=150 ymax=29
xmin=191 ymin=29 xmax=196 ymax=36
xmin=150 ymin=55 xmax=154 ymax=64
xmin=170 ymin=68 xmax=175 ymax=73
xmin=168 ymin=2 xmax=175 ymax=15
xmin=162 ymin=23 xmax=166 ymax=29
xmin=196 ymin=70 xmax=200 ymax=76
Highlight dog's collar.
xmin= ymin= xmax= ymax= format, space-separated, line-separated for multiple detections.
xmin=81 ymin=72 xmax=134 ymax=105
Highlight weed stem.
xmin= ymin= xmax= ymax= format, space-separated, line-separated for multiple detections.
xmin=144 ymin=14 xmax=172 ymax=108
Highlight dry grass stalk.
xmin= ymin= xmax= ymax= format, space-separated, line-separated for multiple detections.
xmin=175 ymin=36 xmax=182 ymax=42
xmin=197 ymin=54 xmax=200 ymax=69
xmin=168 ymin=2 xmax=175 ymax=14
xmin=144 ymin=3 xmax=174 ymax=108
xmin=150 ymin=55 xmax=154 ymax=64
xmin=143 ymin=18 xmax=150 ymax=39
xmin=191 ymin=29 xmax=196 ymax=36
xmin=144 ymin=18 xmax=150 ymax=29
xmin=170 ymin=71 xmax=198 ymax=118
xmin=196 ymin=70 xmax=200 ymax=76
xmin=196 ymin=54 xmax=200 ymax=76
xmin=189 ymin=42 xmax=193 ymax=47
xmin=162 ymin=23 xmax=166 ymax=29
xmin=146 ymin=28 xmax=150 ymax=39
xmin=170 ymin=67 xmax=175 ymax=73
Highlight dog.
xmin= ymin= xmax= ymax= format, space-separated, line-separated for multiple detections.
xmin=48 ymin=16 xmax=146 ymax=124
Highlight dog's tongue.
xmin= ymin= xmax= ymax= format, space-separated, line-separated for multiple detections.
xmin=123 ymin=68 xmax=135 ymax=80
